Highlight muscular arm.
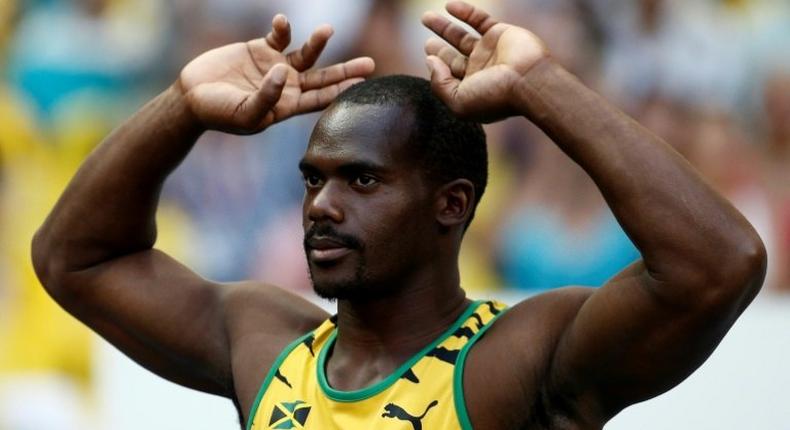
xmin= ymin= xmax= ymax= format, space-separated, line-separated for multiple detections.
xmin=423 ymin=1 xmax=765 ymax=425
xmin=31 ymin=15 xmax=373 ymax=401
xmin=33 ymin=85 xmax=238 ymax=395
xmin=512 ymin=60 xmax=765 ymax=419
xmin=35 ymin=86 xmax=199 ymax=274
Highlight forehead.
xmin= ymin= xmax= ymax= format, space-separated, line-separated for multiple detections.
xmin=305 ymin=103 xmax=416 ymax=165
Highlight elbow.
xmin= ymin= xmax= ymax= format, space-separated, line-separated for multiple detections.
xmin=31 ymin=227 xmax=71 ymax=300
xmin=703 ymin=230 xmax=767 ymax=314
xmin=729 ymin=231 xmax=767 ymax=306
xmin=31 ymin=227 xmax=52 ymax=286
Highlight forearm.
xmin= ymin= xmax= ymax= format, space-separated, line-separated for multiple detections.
xmin=34 ymin=83 xmax=203 ymax=276
xmin=515 ymin=60 xmax=765 ymax=296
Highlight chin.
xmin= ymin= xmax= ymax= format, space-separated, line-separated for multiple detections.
xmin=309 ymin=268 xmax=395 ymax=302
xmin=307 ymin=253 xmax=360 ymax=297
xmin=311 ymin=275 xmax=406 ymax=302
xmin=307 ymin=256 xmax=400 ymax=301
xmin=309 ymin=261 xmax=362 ymax=299
xmin=311 ymin=279 xmax=365 ymax=301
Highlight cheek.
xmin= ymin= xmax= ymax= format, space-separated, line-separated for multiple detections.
xmin=359 ymin=193 xmax=432 ymax=254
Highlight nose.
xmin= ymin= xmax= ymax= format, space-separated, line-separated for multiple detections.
xmin=306 ymin=181 xmax=344 ymax=224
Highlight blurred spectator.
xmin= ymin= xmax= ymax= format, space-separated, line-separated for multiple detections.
xmin=6 ymin=0 xmax=169 ymax=122
xmin=164 ymin=122 xmax=311 ymax=282
xmin=493 ymin=125 xmax=640 ymax=291
xmin=265 ymin=0 xmax=372 ymax=65
xmin=2 ymin=0 xmax=790 ymax=424
xmin=0 ymin=82 xmax=95 ymax=428
xmin=503 ymin=0 xmax=599 ymax=78
xmin=349 ymin=0 xmax=413 ymax=76
xmin=584 ymin=0 xmax=755 ymax=113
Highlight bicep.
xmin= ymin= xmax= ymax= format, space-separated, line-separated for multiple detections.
xmin=548 ymin=260 xmax=739 ymax=420
xmin=54 ymin=249 xmax=235 ymax=395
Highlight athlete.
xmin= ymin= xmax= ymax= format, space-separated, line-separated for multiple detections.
xmin=32 ymin=2 xmax=766 ymax=429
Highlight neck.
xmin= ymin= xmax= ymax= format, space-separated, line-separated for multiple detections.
xmin=335 ymin=270 xmax=469 ymax=350
xmin=323 ymin=264 xmax=470 ymax=391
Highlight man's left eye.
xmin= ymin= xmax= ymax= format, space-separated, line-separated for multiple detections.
xmin=353 ymin=175 xmax=378 ymax=187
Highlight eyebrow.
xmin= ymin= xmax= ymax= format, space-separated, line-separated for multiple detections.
xmin=298 ymin=159 xmax=390 ymax=176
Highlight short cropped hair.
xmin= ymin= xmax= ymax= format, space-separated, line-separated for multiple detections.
xmin=334 ymin=75 xmax=488 ymax=226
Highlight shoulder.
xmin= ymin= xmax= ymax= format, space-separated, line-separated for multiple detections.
xmin=220 ymin=281 xmax=329 ymax=422
xmin=473 ymin=287 xmax=595 ymax=361
xmin=461 ymin=287 xmax=594 ymax=428
xmin=221 ymin=281 xmax=329 ymax=336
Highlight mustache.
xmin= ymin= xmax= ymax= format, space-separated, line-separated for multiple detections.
xmin=304 ymin=224 xmax=363 ymax=250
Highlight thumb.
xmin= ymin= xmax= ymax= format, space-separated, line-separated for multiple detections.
xmin=426 ymin=56 xmax=460 ymax=110
xmin=248 ymin=64 xmax=289 ymax=119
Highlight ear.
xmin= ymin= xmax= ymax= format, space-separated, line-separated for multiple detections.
xmin=434 ymin=179 xmax=475 ymax=230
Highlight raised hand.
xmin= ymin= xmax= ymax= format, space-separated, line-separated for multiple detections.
xmin=178 ymin=14 xmax=375 ymax=134
xmin=422 ymin=1 xmax=548 ymax=122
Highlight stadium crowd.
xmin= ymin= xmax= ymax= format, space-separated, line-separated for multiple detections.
xmin=0 ymin=0 xmax=788 ymax=428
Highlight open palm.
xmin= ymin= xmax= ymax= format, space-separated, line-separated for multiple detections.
xmin=179 ymin=15 xmax=375 ymax=134
xmin=422 ymin=1 xmax=548 ymax=123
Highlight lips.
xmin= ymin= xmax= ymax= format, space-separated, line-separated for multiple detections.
xmin=306 ymin=237 xmax=354 ymax=263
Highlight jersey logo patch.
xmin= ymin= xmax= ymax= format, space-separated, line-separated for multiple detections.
xmin=381 ymin=400 xmax=438 ymax=430
xmin=269 ymin=400 xmax=311 ymax=429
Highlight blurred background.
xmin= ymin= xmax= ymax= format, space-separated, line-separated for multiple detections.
xmin=0 ymin=0 xmax=788 ymax=429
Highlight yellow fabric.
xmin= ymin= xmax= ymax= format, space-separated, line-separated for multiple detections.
xmin=0 ymin=89 xmax=91 ymax=379
xmin=249 ymin=300 xmax=507 ymax=430
xmin=0 ymin=88 xmax=194 ymax=382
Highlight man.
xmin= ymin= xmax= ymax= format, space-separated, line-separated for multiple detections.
xmin=32 ymin=2 xmax=766 ymax=429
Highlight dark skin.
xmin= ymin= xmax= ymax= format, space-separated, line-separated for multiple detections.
xmin=32 ymin=2 xmax=766 ymax=429
xmin=302 ymin=103 xmax=470 ymax=390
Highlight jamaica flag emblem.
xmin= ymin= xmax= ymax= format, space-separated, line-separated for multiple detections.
xmin=269 ymin=400 xmax=311 ymax=429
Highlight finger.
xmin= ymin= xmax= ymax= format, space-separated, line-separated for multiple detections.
xmin=297 ymin=78 xmax=365 ymax=114
xmin=299 ymin=57 xmax=375 ymax=91
xmin=425 ymin=37 xmax=467 ymax=79
xmin=445 ymin=1 xmax=499 ymax=35
xmin=265 ymin=14 xmax=291 ymax=51
xmin=421 ymin=11 xmax=479 ymax=56
xmin=288 ymin=24 xmax=333 ymax=71
xmin=426 ymin=55 xmax=461 ymax=112
xmin=247 ymin=64 xmax=289 ymax=120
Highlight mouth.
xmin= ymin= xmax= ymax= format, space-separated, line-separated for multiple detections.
xmin=306 ymin=237 xmax=354 ymax=264
xmin=309 ymin=247 xmax=353 ymax=263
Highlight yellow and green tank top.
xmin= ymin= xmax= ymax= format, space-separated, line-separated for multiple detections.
xmin=247 ymin=300 xmax=507 ymax=430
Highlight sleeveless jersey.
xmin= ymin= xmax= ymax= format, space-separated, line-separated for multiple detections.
xmin=247 ymin=300 xmax=508 ymax=430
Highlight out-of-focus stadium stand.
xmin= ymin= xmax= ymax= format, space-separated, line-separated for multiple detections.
xmin=1 ymin=1 xmax=788 ymax=428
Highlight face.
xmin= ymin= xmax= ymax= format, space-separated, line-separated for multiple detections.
xmin=300 ymin=103 xmax=436 ymax=300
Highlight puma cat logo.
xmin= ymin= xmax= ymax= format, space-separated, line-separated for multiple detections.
xmin=381 ymin=400 xmax=439 ymax=430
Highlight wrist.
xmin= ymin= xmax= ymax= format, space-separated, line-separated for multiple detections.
xmin=166 ymin=81 xmax=206 ymax=137
xmin=512 ymin=57 xmax=567 ymax=120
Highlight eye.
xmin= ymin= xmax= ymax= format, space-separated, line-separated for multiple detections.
xmin=352 ymin=174 xmax=379 ymax=188
xmin=303 ymin=174 xmax=323 ymax=188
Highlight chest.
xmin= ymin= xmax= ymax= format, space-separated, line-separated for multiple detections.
xmin=247 ymin=301 xmax=507 ymax=430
